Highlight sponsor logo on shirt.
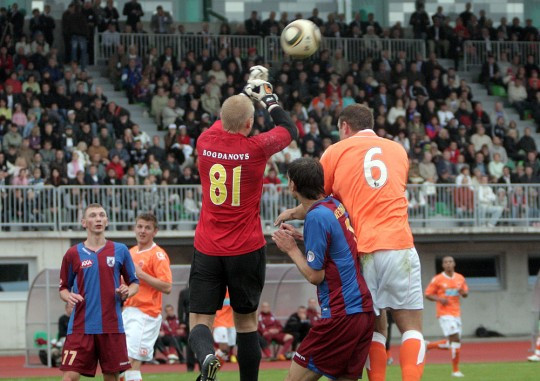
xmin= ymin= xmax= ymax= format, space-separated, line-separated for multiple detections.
xmin=81 ymin=259 xmax=93 ymax=268
xmin=106 ymin=257 xmax=115 ymax=267
xmin=307 ymin=251 xmax=315 ymax=262
xmin=294 ymin=352 xmax=306 ymax=361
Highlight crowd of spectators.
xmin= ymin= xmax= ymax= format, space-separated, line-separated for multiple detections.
xmin=1 ymin=1 xmax=540 ymax=227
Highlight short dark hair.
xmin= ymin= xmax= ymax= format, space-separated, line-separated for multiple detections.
xmin=338 ymin=104 xmax=374 ymax=132
xmin=136 ymin=213 xmax=159 ymax=229
xmin=287 ymin=158 xmax=325 ymax=200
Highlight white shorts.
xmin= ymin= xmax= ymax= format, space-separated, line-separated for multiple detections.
xmin=361 ymin=247 xmax=424 ymax=315
xmin=213 ymin=326 xmax=237 ymax=346
xmin=439 ymin=315 xmax=462 ymax=337
xmin=123 ymin=307 xmax=162 ymax=361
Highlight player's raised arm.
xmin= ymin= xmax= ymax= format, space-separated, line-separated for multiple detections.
xmin=245 ymin=78 xmax=298 ymax=142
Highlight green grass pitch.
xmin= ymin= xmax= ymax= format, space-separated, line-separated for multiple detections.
xmin=3 ymin=362 xmax=539 ymax=381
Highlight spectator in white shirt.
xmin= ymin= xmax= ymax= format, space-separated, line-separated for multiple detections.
xmin=437 ymin=103 xmax=454 ymax=128
xmin=471 ymin=124 xmax=493 ymax=152
xmin=488 ymin=152 xmax=505 ymax=180
xmin=478 ymin=174 xmax=503 ymax=227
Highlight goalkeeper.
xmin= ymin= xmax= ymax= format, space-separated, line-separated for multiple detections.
xmin=187 ymin=66 xmax=298 ymax=381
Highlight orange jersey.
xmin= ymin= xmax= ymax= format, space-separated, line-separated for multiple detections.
xmin=124 ymin=243 xmax=172 ymax=318
xmin=320 ymin=129 xmax=413 ymax=253
xmin=425 ymin=272 xmax=468 ymax=318
xmin=214 ymin=291 xmax=234 ymax=328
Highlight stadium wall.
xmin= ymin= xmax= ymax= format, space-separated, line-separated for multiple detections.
xmin=0 ymin=230 xmax=538 ymax=353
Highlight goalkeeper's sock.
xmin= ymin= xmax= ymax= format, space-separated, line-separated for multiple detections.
xmin=188 ymin=324 xmax=215 ymax=368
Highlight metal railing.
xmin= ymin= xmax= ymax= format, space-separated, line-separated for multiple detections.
xmin=94 ymin=32 xmax=426 ymax=68
xmin=464 ymin=40 xmax=540 ymax=71
xmin=264 ymin=36 xmax=426 ymax=65
xmin=1 ymin=184 xmax=540 ymax=231
xmin=95 ymin=32 xmax=262 ymax=65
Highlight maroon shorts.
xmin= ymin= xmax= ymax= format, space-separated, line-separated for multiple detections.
xmin=60 ymin=333 xmax=131 ymax=377
xmin=293 ymin=312 xmax=375 ymax=380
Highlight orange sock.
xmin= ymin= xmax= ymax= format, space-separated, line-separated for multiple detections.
xmin=366 ymin=332 xmax=387 ymax=381
xmin=450 ymin=342 xmax=461 ymax=373
xmin=400 ymin=330 xmax=425 ymax=381
xmin=427 ymin=339 xmax=449 ymax=350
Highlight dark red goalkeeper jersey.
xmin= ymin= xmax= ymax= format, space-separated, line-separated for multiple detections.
xmin=194 ymin=119 xmax=292 ymax=255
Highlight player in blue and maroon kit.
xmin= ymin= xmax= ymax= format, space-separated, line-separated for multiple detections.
xmin=188 ymin=69 xmax=298 ymax=381
xmin=273 ymin=158 xmax=375 ymax=381
xmin=59 ymin=203 xmax=139 ymax=381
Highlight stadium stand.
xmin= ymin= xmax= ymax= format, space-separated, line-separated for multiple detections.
xmin=0 ymin=1 xmax=540 ymax=231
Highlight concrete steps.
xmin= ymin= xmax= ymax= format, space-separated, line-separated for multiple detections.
xmin=87 ymin=66 xmax=166 ymax=139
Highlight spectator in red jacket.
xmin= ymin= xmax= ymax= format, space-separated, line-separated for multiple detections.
xmin=257 ymin=302 xmax=294 ymax=361
xmin=158 ymin=304 xmax=186 ymax=363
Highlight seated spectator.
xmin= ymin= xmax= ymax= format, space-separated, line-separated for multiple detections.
xmin=518 ymin=127 xmax=537 ymax=154
xmin=480 ymin=55 xmax=501 ymax=89
xmin=258 ymin=301 xmax=294 ymax=361
xmin=521 ymin=165 xmax=540 ymax=183
xmin=151 ymin=87 xmax=169 ymax=126
xmin=162 ymin=98 xmax=185 ymax=128
xmin=478 ymin=175 xmax=503 ymax=227
xmin=488 ymin=153 xmax=505 ymax=180
xmin=283 ymin=306 xmax=311 ymax=350
xmin=471 ymin=125 xmax=492 ymax=152
xmin=157 ymin=304 xmax=186 ymax=363
xmin=508 ymin=78 xmax=529 ymax=119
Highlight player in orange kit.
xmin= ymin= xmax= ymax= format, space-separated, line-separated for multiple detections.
xmin=213 ymin=291 xmax=237 ymax=363
xmin=277 ymin=104 xmax=425 ymax=381
xmin=121 ymin=213 xmax=173 ymax=381
xmin=425 ymin=256 xmax=468 ymax=377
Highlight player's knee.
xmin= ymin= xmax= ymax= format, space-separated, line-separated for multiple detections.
xmin=233 ymin=311 xmax=257 ymax=332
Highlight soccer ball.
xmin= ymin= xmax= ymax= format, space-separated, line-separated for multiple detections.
xmin=280 ymin=19 xmax=321 ymax=59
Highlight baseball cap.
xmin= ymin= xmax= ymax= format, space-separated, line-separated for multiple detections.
xmin=202 ymin=113 xmax=210 ymax=119
xmin=168 ymin=124 xmax=177 ymax=129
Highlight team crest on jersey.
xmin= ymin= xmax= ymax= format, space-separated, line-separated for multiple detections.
xmin=156 ymin=251 xmax=166 ymax=260
xmin=138 ymin=260 xmax=144 ymax=267
xmin=81 ymin=259 xmax=93 ymax=268
xmin=307 ymin=251 xmax=315 ymax=262
xmin=106 ymin=257 xmax=115 ymax=267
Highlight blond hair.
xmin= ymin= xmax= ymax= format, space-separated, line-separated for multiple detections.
xmin=220 ymin=95 xmax=254 ymax=132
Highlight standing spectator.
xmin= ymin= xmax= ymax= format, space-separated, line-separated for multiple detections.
xmin=261 ymin=11 xmax=279 ymax=36
xmin=123 ymin=0 xmax=144 ymax=30
xmin=61 ymin=3 xmax=75 ymax=63
xmin=245 ymin=11 xmax=261 ymax=36
xmin=65 ymin=3 xmax=89 ymax=70
xmin=103 ymin=0 xmax=120 ymax=31
xmin=8 ymin=3 xmax=24 ymax=39
xmin=151 ymin=6 xmax=173 ymax=34
xmin=82 ymin=0 xmax=97 ymax=65
xmin=409 ymin=4 xmax=430 ymax=39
